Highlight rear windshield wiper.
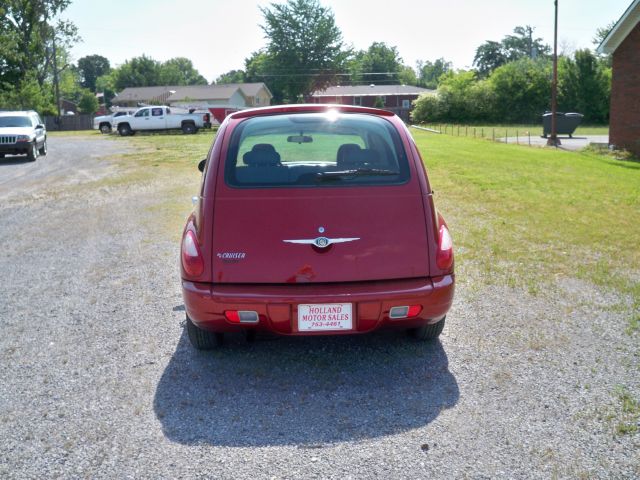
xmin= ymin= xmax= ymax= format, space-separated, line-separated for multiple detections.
xmin=315 ymin=168 xmax=400 ymax=182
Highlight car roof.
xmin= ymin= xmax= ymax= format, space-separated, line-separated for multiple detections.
xmin=0 ymin=110 xmax=38 ymax=116
xmin=229 ymin=104 xmax=395 ymax=120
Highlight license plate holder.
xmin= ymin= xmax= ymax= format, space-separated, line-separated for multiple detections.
xmin=297 ymin=303 xmax=353 ymax=332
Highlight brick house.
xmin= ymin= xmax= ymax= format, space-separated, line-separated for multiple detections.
xmin=309 ymin=85 xmax=435 ymax=121
xmin=598 ymin=0 xmax=640 ymax=156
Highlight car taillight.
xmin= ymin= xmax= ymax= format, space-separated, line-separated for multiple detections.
xmin=181 ymin=230 xmax=204 ymax=277
xmin=389 ymin=305 xmax=423 ymax=319
xmin=436 ymin=224 xmax=453 ymax=270
xmin=224 ymin=310 xmax=259 ymax=323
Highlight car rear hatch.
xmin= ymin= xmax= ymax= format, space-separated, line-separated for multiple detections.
xmin=209 ymin=111 xmax=430 ymax=284
xmin=211 ymin=187 xmax=429 ymax=284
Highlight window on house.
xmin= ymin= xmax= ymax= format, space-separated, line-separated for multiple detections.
xmin=402 ymin=99 xmax=411 ymax=109
xmin=353 ymin=96 xmax=362 ymax=106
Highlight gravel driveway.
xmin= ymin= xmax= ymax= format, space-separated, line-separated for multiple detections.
xmin=0 ymin=135 xmax=637 ymax=479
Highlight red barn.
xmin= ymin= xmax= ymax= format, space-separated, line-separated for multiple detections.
xmin=598 ymin=0 xmax=640 ymax=156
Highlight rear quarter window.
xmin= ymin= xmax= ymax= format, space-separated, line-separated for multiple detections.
xmin=224 ymin=112 xmax=410 ymax=188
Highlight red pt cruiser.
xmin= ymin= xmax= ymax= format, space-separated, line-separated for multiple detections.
xmin=181 ymin=105 xmax=454 ymax=349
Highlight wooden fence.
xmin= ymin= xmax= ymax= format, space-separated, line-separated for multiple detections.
xmin=44 ymin=114 xmax=93 ymax=131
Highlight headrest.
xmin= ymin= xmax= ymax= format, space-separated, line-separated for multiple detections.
xmin=336 ymin=143 xmax=363 ymax=169
xmin=243 ymin=143 xmax=281 ymax=167
xmin=337 ymin=144 xmax=381 ymax=169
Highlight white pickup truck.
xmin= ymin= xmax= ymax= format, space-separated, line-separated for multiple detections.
xmin=93 ymin=110 xmax=136 ymax=134
xmin=112 ymin=106 xmax=211 ymax=136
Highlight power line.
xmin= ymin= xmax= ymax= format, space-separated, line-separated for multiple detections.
xmin=249 ymin=71 xmax=409 ymax=78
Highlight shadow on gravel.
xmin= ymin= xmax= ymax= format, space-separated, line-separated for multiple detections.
xmin=0 ymin=156 xmax=31 ymax=166
xmin=154 ymin=328 xmax=459 ymax=447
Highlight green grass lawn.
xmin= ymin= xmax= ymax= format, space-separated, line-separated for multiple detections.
xmin=409 ymin=128 xmax=639 ymax=327
xmin=95 ymin=127 xmax=639 ymax=329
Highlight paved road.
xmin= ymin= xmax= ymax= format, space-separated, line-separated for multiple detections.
xmin=0 ymin=136 xmax=637 ymax=479
xmin=500 ymin=134 xmax=610 ymax=151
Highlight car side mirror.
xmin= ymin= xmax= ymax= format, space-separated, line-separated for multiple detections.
xmin=36 ymin=124 xmax=45 ymax=129
xmin=198 ymin=159 xmax=206 ymax=172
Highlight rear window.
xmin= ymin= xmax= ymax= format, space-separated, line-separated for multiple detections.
xmin=224 ymin=112 xmax=410 ymax=187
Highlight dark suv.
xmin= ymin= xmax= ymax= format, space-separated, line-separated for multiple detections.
xmin=0 ymin=111 xmax=47 ymax=161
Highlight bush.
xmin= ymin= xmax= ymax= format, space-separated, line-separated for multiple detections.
xmin=558 ymin=50 xmax=610 ymax=123
xmin=78 ymin=90 xmax=99 ymax=114
xmin=411 ymin=70 xmax=496 ymax=123
xmin=488 ymin=58 xmax=551 ymax=123
xmin=410 ymin=52 xmax=610 ymax=125
xmin=0 ymin=74 xmax=55 ymax=115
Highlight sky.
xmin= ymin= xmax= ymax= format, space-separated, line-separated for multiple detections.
xmin=63 ymin=0 xmax=631 ymax=84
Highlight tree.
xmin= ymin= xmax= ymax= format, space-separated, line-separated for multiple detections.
xmin=95 ymin=72 xmax=117 ymax=107
xmin=78 ymin=89 xmax=99 ymax=114
xmin=398 ymin=65 xmax=418 ymax=86
xmin=0 ymin=0 xmax=78 ymax=113
xmin=58 ymin=62 xmax=84 ymax=104
xmin=593 ymin=21 xmax=616 ymax=48
xmin=473 ymin=41 xmax=507 ymax=77
xmin=0 ymin=73 xmax=55 ymax=114
xmin=593 ymin=21 xmax=616 ymax=67
xmin=159 ymin=57 xmax=207 ymax=85
xmin=473 ymin=26 xmax=550 ymax=77
xmin=244 ymin=50 xmax=288 ymax=101
xmin=258 ymin=0 xmax=348 ymax=102
xmin=502 ymin=26 xmax=550 ymax=61
xmin=488 ymin=58 xmax=551 ymax=122
xmin=559 ymin=49 xmax=610 ymax=123
xmin=417 ymin=58 xmax=452 ymax=89
xmin=77 ymin=55 xmax=110 ymax=92
xmin=349 ymin=42 xmax=404 ymax=85
xmin=215 ymin=69 xmax=246 ymax=84
xmin=113 ymin=55 xmax=161 ymax=90
xmin=0 ymin=0 xmax=78 ymax=86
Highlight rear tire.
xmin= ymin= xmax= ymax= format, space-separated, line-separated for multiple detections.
xmin=118 ymin=123 xmax=132 ymax=136
xmin=408 ymin=316 xmax=446 ymax=341
xmin=182 ymin=122 xmax=196 ymax=135
xmin=186 ymin=315 xmax=223 ymax=350
xmin=38 ymin=139 xmax=47 ymax=156
xmin=27 ymin=142 xmax=38 ymax=162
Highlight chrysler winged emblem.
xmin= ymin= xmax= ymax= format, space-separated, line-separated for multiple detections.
xmin=283 ymin=236 xmax=360 ymax=249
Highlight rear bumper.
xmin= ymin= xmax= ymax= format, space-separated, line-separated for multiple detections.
xmin=182 ymin=275 xmax=454 ymax=335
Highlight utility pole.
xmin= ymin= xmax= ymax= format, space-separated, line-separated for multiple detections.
xmin=52 ymin=34 xmax=62 ymax=122
xmin=547 ymin=0 xmax=561 ymax=147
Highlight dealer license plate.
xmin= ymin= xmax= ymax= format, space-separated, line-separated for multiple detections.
xmin=298 ymin=303 xmax=353 ymax=331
